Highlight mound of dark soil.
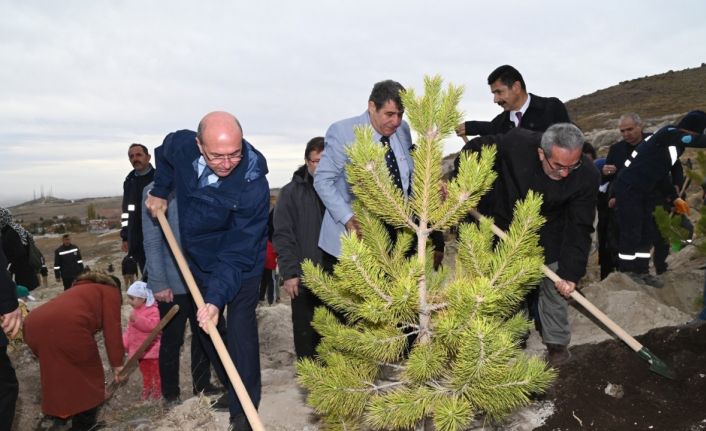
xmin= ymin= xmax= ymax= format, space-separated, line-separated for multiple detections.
xmin=537 ymin=323 xmax=706 ymax=431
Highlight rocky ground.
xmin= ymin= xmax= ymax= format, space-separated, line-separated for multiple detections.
xmin=8 ymin=230 xmax=706 ymax=430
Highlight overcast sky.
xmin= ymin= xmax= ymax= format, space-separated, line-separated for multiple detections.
xmin=1 ymin=0 xmax=704 ymax=206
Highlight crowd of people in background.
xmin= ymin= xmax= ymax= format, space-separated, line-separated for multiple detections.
xmin=1 ymin=64 xmax=705 ymax=430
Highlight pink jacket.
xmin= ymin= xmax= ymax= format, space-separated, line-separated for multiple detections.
xmin=122 ymin=304 xmax=161 ymax=360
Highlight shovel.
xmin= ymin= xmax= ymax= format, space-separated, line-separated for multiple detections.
xmin=156 ymin=211 xmax=266 ymax=431
xmin=468 ymin=208 xmax=676 ymax=379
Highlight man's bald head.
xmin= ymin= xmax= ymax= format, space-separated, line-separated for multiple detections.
xmin=197 ymin=111 xmax=243 ymax=142
xmin=196 ymin=111 xmax=245 ymax=177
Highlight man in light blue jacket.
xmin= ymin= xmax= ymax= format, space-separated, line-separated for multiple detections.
xmin=314 ymin=80 xmax=414 ymax=268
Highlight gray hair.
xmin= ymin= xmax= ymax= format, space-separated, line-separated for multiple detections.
xmin=540 ymin=123 xmax=585 ymax=157
xmin=619 ymin=112 xmax=643 ymax=127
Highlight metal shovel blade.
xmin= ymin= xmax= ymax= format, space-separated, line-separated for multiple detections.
xmin=638 ymin=347 xmax=676 ymax=379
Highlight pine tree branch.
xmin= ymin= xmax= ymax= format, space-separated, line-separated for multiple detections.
xmin=376 ymin=362 xmax=407 ymax=371
xmin=427 ymin=302 xmax=448 ymax=312
xmin=417 ymin=229 xmax=431 ymax=345
xmin=347 ymin=126 xmax=417 ymax=230
xmin=360 ymin=380 xmax=407 ymax=393
xmin=364 ymin=165 xmax=417 ymax=230
xmin=431 ymin=149 xmax=496 ymax=231
xmin=349 ymin=253 xmax=393 ymax=304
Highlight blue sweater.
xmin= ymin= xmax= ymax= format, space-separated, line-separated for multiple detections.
xmin=142 ymin=183 xmax=188 ymax=295
xmin=150 ymin=130 xmax=269 ymax=308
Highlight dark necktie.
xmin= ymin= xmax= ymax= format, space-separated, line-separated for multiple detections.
xmin=381 ymin=136 xmax=403 ymax=192
xmin=516 ymin=111 xmax=523 ymax=126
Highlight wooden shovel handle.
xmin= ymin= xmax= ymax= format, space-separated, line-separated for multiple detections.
xmin=106 ymin=304 xmax=180 ymax=396
xmin=156 ymin=211 xmax=265 ymax=431
xmin=468 ymin=209 xmax=643 ymax=352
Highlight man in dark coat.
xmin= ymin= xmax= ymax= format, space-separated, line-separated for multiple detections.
xmin=146 ymin=111 xmax=269 ymax=430
xmin=454 ymin=65 xmax=571 ymax=221
xmin=613 ymin=110 xmax=706 ymax=283
xmin=455 ymin=64 xmax=570 ymax=137
xmin=458 ymin=123 xmax=599 ymax=365
xmin=0 ymin=245 xmax=21 ymax=431
xmin=121 ymin=143 xmax=155 ymax=275
xmin=273 ymin=137 xmax=326 ymax=359
xmin=53 ymin=233 xmax=84 ymax=290
xmin=601 ymin=113 xmax=682 ymax=281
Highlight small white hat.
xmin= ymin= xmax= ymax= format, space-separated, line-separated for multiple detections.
xmin=127 ymin=281 xmax=155 ymax=306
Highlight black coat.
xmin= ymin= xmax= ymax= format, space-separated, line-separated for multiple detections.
xmin=1 ymin=226 xmax=38 ymax=290
xmin=464 ymin=93 xmax=570 ymax=136
xmin=53 ymin=243 xmax=84 ymax=281
xmin=120 ymin=166 xmax=154 ymax=262
xmin=273 ymin=166 xmax=325 ymax=280
xmin=460 ymin=128 xmax=599 ymax=283
xmin=614 ymin=126 xmax=706 ymax=199
xmin=0 ymin=244 xmax=18 ymax=347
xmin=604 ymin=133 xmax=683 ymax=200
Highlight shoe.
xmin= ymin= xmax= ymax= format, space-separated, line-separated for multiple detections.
xmin=71 ymin=420 xmax=105 ymax=431
xmin=639 ymin=273 xmax=664 ymax=288
xmin=625 ymin=272 xmax=663 ymax=288
xmin=163 ymin=395 xmax=181 ymax=408
xmin=68 ymin=407 xmax=100 ymax=431
xmin=211 ymin=393 xmax=230 ymax=411
xmin=35 ymin=416 xmax=70 ymax=431
xmin=545 ymin=343 xmax=571 ymax=367
xmin=193 ymin=383 xmax=224 ymax=396
xmin=229 ymin=414 xmax=253 ymax=431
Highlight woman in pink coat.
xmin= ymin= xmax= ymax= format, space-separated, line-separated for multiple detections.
xmin=123 ymin=281 xmax=161 ymax=400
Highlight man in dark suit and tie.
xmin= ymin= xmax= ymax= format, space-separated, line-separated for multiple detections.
xmin=455 ymin=64 xmax=570 ymax=137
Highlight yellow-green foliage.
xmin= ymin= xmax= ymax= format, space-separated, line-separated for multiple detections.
xmin=299 ymin=75 xmax=555 ymax=430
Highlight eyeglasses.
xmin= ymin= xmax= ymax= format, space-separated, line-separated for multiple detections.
xmin=544 ymin=157 xmax=582 ymax=174
xmin=200 ymin=148 xmax=243 ymax=164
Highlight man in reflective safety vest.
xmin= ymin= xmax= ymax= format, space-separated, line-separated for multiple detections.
xmin=121 ymin=143 xmax=154 ymax=276
xmin=54 ymin=234 xmax=84 ymax=290
xmin=613 ymin=111 xmax=706 ymax=286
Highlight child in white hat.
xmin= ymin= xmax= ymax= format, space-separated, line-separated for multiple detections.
xmin=123 ymin=281 xmax=161 ymax=400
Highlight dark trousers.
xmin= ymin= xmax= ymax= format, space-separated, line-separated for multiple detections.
xmin=652 ymin=229 xmax=670 ymax=274
xmin=158 ymin=294 xmax=213 ymax=399
xmin=196 ymin=276 xmax=261 ymax=419
xmin=597 ymin=193 xmax=619 ymax=279
xmin=134 ymin=250 xmax=146 ymax=279
xmin=615 ymin=183 xmax=654 ymax=273
xmin=291 ymin=283 xmax=325 ymax=360
xmin=62 ymin=276 xmax=76 ymax=290
xmin=259 ymin=269 xmax=277 ymax=305
xmin=0 ymin=345 xmax=18 ymax=431
xmin=321 ymin=251 xmax=338 ymax=274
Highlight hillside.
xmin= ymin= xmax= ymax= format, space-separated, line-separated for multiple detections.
xmin=9 ymin=196 xmax=123 ymax=225
xmin=567 ymin=64 xmax=706 ymax=132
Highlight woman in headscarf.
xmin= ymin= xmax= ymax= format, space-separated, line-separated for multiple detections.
xmin=0 ymin=207 xmax=39 ymax=290
xmin=24 ymin=271 xmax=125 ymax=430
